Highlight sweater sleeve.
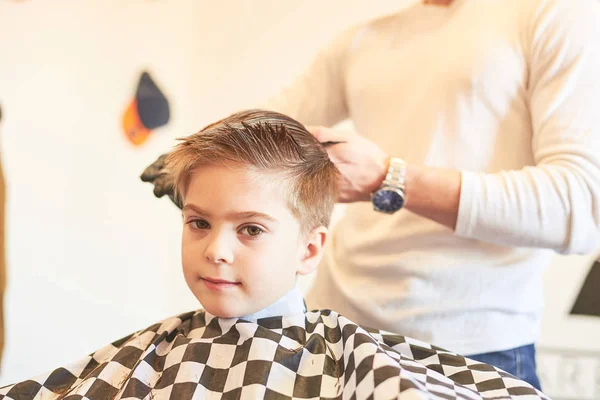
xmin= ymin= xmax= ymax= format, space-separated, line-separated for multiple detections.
xmin=260 ymin=26 xmax=360 ymax=127
xmin=455 ymin=0 xmax=600 ymax=255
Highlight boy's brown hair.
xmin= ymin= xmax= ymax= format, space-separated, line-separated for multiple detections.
xmin=166 ymin=109 xmax=339 ymax=232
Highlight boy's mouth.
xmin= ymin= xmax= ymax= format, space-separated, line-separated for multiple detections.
xmin=201 ymin=277 xmax=241 ymax=290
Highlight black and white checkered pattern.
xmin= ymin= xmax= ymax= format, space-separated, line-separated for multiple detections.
xmin=0 ymin=310 xmax=549 ymax=399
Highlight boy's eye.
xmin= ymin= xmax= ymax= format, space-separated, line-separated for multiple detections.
xmin=240 ymin=225 xmax=264 ymax=237
xmin=192 ymin=219 xmax=210 ymax=229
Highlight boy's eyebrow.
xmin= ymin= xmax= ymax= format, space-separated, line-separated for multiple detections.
xmin=182 ymin=204 xmax=279 ymax=222
xmin=233 ymin=211 xmax=279 ymax=223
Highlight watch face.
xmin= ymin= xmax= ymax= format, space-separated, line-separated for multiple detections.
xmin=372 ymin=188 xmax=404 ymax=213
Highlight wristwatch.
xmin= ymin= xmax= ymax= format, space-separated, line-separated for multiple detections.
xmin=371 ymin=157 xmax=406 ymax=214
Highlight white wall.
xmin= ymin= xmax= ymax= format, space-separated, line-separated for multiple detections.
xmin=0 ymin=0 xmax=199 ymax=383
xmin=0 ymin=2 xmax=599 ymax=397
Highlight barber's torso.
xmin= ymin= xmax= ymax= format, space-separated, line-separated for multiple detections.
xmin=304 ymin=0 xmax=552 ymax=355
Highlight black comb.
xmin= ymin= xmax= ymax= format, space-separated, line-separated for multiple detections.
xmin=320 ymin=141 xmax=346 ymax=147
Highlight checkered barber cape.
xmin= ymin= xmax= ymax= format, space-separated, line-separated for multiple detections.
xmin=1 ymin=310 xmax=549 ymax=400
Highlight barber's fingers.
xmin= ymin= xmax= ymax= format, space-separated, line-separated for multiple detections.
xmin=140 ymin=153 xmax=169 ymax=182
xmin=153 ymin=175 xmax=174 ymax=198
xmin=168 ymin=193 xmax=183 ymax=210
xmin=140 ymin=152 xmax=181 ymax=209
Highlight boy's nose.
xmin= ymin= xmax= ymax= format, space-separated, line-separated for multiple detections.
xmin=204 ymin=231 xmax=234 ymax=265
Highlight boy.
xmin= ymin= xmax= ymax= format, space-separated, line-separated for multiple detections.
xmin=0 ymin=110 xmax=548 ymax=399
xmin=166 ymin=109 xmax=336 ymax=321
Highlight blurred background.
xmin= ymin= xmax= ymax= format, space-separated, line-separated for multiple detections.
xmin=0 ymin=1 xmax=598 ymax=398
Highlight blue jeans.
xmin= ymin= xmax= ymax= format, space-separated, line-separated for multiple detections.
xmin=467 ymin=344 xmax=542 ymax=390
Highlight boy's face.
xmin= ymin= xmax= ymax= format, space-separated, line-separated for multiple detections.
xmin=181 ymin=165 xmax=326 ymax=318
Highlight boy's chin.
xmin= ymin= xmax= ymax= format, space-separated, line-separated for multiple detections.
xmin=201 ymin=301 xmax=247 ymax=319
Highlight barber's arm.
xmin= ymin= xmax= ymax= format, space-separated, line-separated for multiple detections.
xmin=313 ymin=0 xmax=600 ymax=255
xmin=308 ymin=127 xmax=463 ymax=232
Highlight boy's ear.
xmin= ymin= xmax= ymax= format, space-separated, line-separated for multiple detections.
xmin=297 ymin=226 xmax=328 ymax=276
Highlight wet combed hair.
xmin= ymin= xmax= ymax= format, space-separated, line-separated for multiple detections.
xmin=165 ymin=109 xmax=339 ymax=232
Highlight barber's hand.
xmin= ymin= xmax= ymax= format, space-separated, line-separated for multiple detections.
xmin=308 ymin=126 xmax=389 ymax=203
xmin=140 ymin=153 xmax=182 ymax=209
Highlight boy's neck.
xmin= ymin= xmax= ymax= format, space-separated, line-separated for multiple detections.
xmin=240 ymin=286 xmax=305 ymax=322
